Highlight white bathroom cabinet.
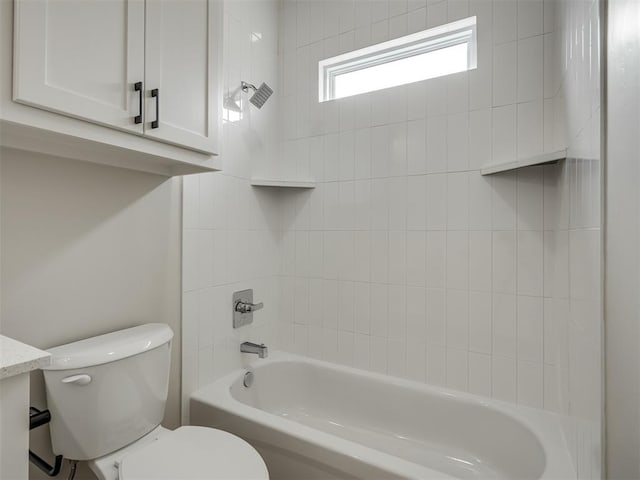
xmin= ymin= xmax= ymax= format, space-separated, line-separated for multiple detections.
xmin=142 ymin=0 xmax=221 ymax=154
xmin=13 ymin=0 xmax=147 ymax=137
xmin=0 ymin=0 xmax=222 ymax=176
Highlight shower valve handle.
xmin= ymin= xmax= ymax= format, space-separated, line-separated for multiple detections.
xmin=235 ymin=300 xmax=264 ymax=314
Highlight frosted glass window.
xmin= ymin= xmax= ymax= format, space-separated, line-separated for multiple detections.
xmin=319 ymin=17 xmax=477 ymax=102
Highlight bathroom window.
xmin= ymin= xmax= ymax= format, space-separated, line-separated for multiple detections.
xmin=319 ymin=16 xmax=477 ymax=102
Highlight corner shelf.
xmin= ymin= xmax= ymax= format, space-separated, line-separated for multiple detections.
xmin=480 ymin=149 xmax=567 ymax=176
xmin=250 ymin=178 xmax=316 ymax=189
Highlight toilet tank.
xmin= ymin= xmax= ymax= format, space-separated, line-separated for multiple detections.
xmin=42 ymin=324 xmax=174 ymax=461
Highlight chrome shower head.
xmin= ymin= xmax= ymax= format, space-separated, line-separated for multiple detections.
xmin=241 ymin=81 xmax=273 ymax=109
xmin=223 ymin=85 xmax=243 ymax=113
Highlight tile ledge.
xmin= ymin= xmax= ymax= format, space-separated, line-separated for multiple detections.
xmin=480 ymin=149 xmax=567 ymax=175
xmin=250 ymin=178 xmax=316 ymax=188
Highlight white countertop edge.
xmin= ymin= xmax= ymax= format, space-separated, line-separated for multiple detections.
xmin=0 ymin=335 xmax=51 ymax=380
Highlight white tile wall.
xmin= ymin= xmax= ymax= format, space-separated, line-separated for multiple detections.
xmin=276 ymin=0 xmax=565 ymax=411
xmin=181 ymin=0 xmax=601 ymax=476
xmin=276 ymin=5 xmax=601 ymax=467
xmin=181 ymin=0 xmax=282 ymax=423
xmin=545 ymin=0 xmax=602 ymax=477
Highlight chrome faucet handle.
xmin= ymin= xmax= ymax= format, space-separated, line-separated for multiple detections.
xmin=235 ymin=300 xmax=264 ymax=314
xmin=232 ymin=289 xmax=263 ymax=329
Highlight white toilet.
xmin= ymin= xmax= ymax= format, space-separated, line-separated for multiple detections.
xmin=41 ymin=323 xmax=269 ymax=480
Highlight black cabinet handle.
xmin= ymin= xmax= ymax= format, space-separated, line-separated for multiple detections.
xmin=151 ymin=88 xmax=159 ymax=129
xmin=134 ymin=82 xmax=142 ymax=124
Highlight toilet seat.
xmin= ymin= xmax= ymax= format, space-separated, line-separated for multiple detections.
xmin=118 ymin=426 xmax=269 ymax=479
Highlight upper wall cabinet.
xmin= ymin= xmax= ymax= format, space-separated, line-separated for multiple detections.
xmin=3 ymin=0 xmax=222 ymax=176
xmin=13 ymin=0 xmax=146 ymax=135
xmin=144 ymin=0 xmax=220 ymax=153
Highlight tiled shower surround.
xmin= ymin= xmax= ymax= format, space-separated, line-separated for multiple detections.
xmin=182 ymin=0 xmax=602 ymax=477
xmin=181 ymin=0 xmax=282 ymax=421
xmin=274 ymin=0 xmax=601 ymax=475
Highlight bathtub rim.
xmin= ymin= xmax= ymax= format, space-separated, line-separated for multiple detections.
xmin=190 ymin=351 xmax=576 ymax=480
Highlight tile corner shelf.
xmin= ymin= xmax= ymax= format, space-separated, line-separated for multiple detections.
xmin=480 ymin=149 xmax=567 ymax=176
xmin=250 ymin=178 xmax=316 ymax=189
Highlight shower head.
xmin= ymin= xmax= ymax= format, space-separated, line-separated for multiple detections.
xmin=241 ymin=81 xmax=273 ymax=109
xmin=223 ymin=86 xmax=243 ymax=113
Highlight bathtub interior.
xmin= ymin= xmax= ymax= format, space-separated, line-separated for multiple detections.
xmin=229 ymin=359 xmax=546 ymax=480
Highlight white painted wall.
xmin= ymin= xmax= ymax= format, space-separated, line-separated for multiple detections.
xmin=606 ymin=0 xmax=640 ymax=476
xmin=0 ymin=148 xmax=182 ymax=480
xmin=181 ymin=0 xmax=282 ymax=423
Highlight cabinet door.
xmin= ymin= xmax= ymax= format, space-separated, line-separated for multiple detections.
xmin=144 ymin=0 xmax=222 ymax=154
xmin=13 ymin=0 xmax=145 ymax=133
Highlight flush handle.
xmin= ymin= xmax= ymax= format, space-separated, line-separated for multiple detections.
xmin=61 ymin=374 xmax=92 ymax=386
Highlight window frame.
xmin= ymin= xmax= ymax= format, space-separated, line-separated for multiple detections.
xmin=318 ymin=16 xmax=477 ymax=102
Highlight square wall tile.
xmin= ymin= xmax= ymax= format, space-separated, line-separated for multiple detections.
xmin=426 ymin=232 xmax=446 ymax=288
xmin=426 ymin=288 xmax=447 ymax=345
xmin=406 ymin=341 xmax=427 ymax=381
xmin=447 ymin=113 xmax=470 ymax=172
xmin=407 ymin=175 xmax=427 ymax=230
xmin=517 ymin=295 xmax=544 ymax=363
xmin=447 ymin=290 xmax=470 ymax=349
xmin=469 ymin=352 xmax=492 ymax=396
xmin=517 ymin=361 xmax=544 ymax=408
xmin=518 ymin=0 xmax=543 ymax=38
xmin=469 ymin=292 xmax=493 ymax=354
xmin=354 ymin=333 xmax=371 ymax=370
xmin=447 ymin=172 xmax=470 ymax=230
xmin=406 ymin=286 xmax=427 ymax=338
xmin=493 ymin=231 xmax=517 ymax=293
xmin=446 ymin=231 xmax=470 ymax=290
xmin=446 ymin=348 xmax=469 ymax=391
xmin=492 ymin=105 xmax=517 ymax=164
xmin=426 ymin=344 xmax=447 ymax=386
xmin=407 ymin=231 xmax=427 ymax=286
xmin=493 ymin=42 xmax=517 ymax=106
xmin=408 ymin=119 xmax=427 ymax=174
xmin=517 ymin=230 xmax=544 ymax=296
xmin=493 ymin=293 xmax=517 ymax=358
xmin=492 ymin=356 xmax=517 ymax=402
xmin=469 ymin=231 xmax=492 ymax=292
xmin=493 ymin=0 xmax=517 ymax=44
xmin=469 ymin=109 xmax=492 ymax=170
xmin=469 ymin=174 xmax=493 ymax=230
xmin=517 ymin=101 xmax=544 ymax=159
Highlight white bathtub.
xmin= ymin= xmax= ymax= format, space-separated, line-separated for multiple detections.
xmin=191 ymin=352 xmax=575 ymax=480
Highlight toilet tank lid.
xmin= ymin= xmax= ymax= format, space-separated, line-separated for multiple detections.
xmin=42 ymin=324 xmax=173 ymax=371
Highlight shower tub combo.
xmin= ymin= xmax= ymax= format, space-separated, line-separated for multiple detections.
xmin=191 ymin=352 xmax=575 ymax=480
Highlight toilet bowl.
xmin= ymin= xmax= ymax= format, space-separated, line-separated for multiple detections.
xmin=90 ymin=426 xmax=268 ymax=480
xmin=41 ymin=324 xmax=268 ymax=480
